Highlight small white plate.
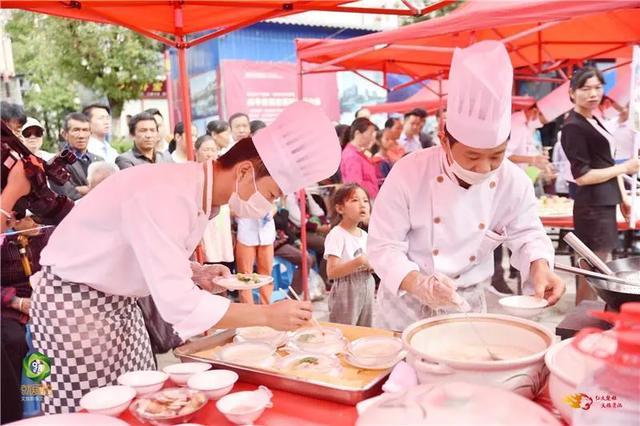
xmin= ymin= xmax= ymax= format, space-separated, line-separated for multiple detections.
xmin=233 ymin=333 xmax=288 ymax=348
xmin=215 ymin=274 xmax=274 ymax=291
xmin=343 ymin=351 xmax=406 ymax=370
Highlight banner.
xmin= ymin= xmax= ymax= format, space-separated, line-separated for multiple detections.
xmin=221 ymin=60 xmax=339 ymax=124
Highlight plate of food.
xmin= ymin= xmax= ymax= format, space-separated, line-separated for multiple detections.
xmin=287 ymin=327 xmax=347 ymax=355
xmin=278 ymin=352 xmax=342 ymax=377
xmin=129 ymin=387 xmax=207 ymax=424
xmin=234 ymin=326 xmax=288 ymax=347
xmin=215 ymin=273 xmax=274 ymax=291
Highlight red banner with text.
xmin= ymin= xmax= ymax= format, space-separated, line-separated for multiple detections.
xmin=221 ymin=60 xmax=339 ymax=124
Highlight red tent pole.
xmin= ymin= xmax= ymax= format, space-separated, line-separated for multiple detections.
xmin=296 ymin=56 xmax=310 ymax=301
xmin=164 ymin=49 xmax=177 ymax=131
xmin=177 ymin=37 xmax=195 ymax=162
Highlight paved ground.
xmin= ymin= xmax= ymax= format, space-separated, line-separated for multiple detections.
xmin=157 ymin=253 xmax=579 ymax=370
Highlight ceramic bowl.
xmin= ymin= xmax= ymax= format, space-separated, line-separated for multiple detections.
xmin=80 ymin=385 xmax=136 ymax=417
xmin=499 ymin=295 xmax=549 ymax=318
xmin=187 ymin=369 xmax=239 ymax=400
xmin=162 ymin=362 xmax=211 ymax=386
xmin=216 ymin=386 xmax=273 ymax=425
xmin=346 ymin=336 xmax=404 ymax=367
xmin=117 ymin=370 xmax=169 ymax=396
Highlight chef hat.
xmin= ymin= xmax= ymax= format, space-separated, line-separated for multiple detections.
xmin=537 ymin=81 xmax=573 ymax=122
xmin=446 ymin=40 xmax=513 ymax=149
xmin=253 ymin=101 xmax=341 ymax=195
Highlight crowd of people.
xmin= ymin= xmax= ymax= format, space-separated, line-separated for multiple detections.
xmin=0 ymin=50 xmax=638 ymax=421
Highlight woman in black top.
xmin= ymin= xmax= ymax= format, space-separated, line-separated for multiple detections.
xmin=561 ymin=67 xmax=640 ymax=304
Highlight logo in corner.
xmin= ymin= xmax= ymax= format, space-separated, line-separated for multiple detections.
xmin=564 ymin=393 xmax=593 ymax=410
xmin=22 ymin=352 xmax=51 ymax=382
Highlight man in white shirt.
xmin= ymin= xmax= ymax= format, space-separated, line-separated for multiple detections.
xmin=30 ymin=102 xmax=342 ymax=414
xmin=84 ymin=104 xmax=119 ymax=164
xmin=398 ymin=109 xmax=423 ymax=153
xmin=368 ymin=41 xmax=564 ymax=331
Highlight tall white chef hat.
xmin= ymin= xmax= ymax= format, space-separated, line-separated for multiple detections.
xmin=252 ymin=101 xmax=341 ymax=195
xmin=446 ymin=40 xmax=513 ymax=149
xmin=537 ymin=81 xmax=573 ymax=122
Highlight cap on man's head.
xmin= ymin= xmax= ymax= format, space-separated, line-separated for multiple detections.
xmin=253 ymin=101 xmax=341 ymax=195
xmin=446 ymin=40 xmax=513 ymax=149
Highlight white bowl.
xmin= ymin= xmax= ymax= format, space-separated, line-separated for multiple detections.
xmin=80 ymin=385 xmax=136 ymax=417
xmin=216 ymin=386 xmax=273 ymax=425
xmin=187 ymin=369 xmax=239 ymax=400
xmin=117 ymin=370 xmax=168 ymax=396
xmin=347 ymin=336 xmax=404 ymax=367
xmin=544 ymin=336 xmax=609 ymax=422
xmin=499 ymin=295 xmax=548 ymax=318
xmin=402 ymin=313 xmax=554 ymax=399
xmin=163 ymin=362 xmax=211 ymax=386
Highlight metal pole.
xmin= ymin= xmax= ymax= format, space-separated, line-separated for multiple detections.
xmin=296 ymin=56 xmax=310 ymax=300
xmin=164 ymin=49 xmax=177 ymax=131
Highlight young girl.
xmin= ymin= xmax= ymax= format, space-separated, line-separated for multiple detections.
xmin=324 ymin=183 xmax=374 ymax=326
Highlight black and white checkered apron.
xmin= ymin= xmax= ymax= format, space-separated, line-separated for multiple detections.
xmin=29 ymin=266 xmax=156 ymax=414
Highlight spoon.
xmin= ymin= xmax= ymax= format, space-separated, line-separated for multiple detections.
xmin=453 ymin=293 xmax=502 ymax=361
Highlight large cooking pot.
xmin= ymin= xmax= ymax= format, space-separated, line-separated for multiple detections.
xmin=402 ymin=313 xmax=554 ymax=399
xmin=584 ymin=256 xmax=640 ymax=311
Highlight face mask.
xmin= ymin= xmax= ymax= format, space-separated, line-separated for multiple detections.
xmin=228 ymin=167 xmax=272 ymax=219
xmin=444 ymin=146 xmax=498 ymax=186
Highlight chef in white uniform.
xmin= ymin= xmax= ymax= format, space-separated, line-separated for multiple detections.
xmin=368 ymin=41 xmax=565 ymax=331
xmin=29 ymin=101 xmax=341 ymax=413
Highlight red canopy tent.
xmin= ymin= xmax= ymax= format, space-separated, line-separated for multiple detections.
xmin=3 ymin=0 xmax=455 ymax=298
xmin=297 ymin=0 xmax=640 ymax=92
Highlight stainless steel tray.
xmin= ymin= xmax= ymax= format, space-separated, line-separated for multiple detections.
xmin=173 ymin=327 xmax=392 ymax=405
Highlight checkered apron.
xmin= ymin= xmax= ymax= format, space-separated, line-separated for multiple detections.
xmin=328 ymin=270 xmax=375 ymax=327
xmin=29 ymin=266 xmax=156 ymax=414
xmin=373 ymin=279 xmax=489 ymax=332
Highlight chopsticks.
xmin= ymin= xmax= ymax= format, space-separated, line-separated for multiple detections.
xmin=287 ymin=287 xmax=323 ymax=330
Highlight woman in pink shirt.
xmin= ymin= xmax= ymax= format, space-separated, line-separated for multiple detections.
xmin=340 ymin=118 xmax=379 ymax=199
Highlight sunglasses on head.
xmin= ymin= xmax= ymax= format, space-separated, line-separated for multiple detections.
xmin=22 ymin=128 xmax=43 ymax=138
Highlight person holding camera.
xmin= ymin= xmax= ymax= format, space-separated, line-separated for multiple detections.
xmin=49 ymin=113 xmax=103 ymax=201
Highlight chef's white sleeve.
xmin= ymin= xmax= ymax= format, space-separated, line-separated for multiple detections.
xmin=121 ymin=190 xmax=231 ymax=341
xmin=367 ymin=167 xmax=420 ymax=295
xmin=503 ymin=178 xmax=555 ymax=291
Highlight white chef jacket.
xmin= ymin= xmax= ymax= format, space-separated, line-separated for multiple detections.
xmin=507 ymin=117 xmax=542 ymax=170
xmin=39 ymin=161 xmax=230 ymax=340
xmin=368 ymin=147 xmax=554 ymax=330
xmin=87 ymin=136 xmax=119 ymax=164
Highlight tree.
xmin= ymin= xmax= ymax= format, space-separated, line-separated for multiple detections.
xmin=401 ymin=0 xmax=464 ymax=25
xmin=5 ymin=11 xmax=163 ymax=142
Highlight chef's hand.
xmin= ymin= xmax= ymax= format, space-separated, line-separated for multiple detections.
xmin=409 ymin=272 xmax=469 ymax=311
xmin=265 ymin=300 xmax=313 ymax=331
xmin=529 ymin=259 xmax=565 ymax=306
xmin=191 ymin=262 xmax=230 ymax=294
xmin=76 ymin=185 xmax=90 ymax=196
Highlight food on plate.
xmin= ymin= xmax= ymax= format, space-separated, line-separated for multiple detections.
xmin=218 ymin=342 xmax=276 ymax=368
xmin=236 ymin=326 xmax=280 ymax=340
xmin=279 ymin=352 xmax=341 ymax=376
xmin=537 ymin=195 xmax=573 ymax=217
xmin=132 ymin=388 xmax=206 ymax=419
xmin=236 ymin=273 xmax=261 ymax=284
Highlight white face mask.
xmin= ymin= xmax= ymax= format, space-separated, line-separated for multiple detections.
xmin=228 ymin=167 xmax=273 ymax=219
xmin=444 ymin=147 xmax=498 ymax=186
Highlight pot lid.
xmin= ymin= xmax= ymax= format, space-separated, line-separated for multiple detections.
xmin=356 ymin=382 xmax=561 ymax=426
